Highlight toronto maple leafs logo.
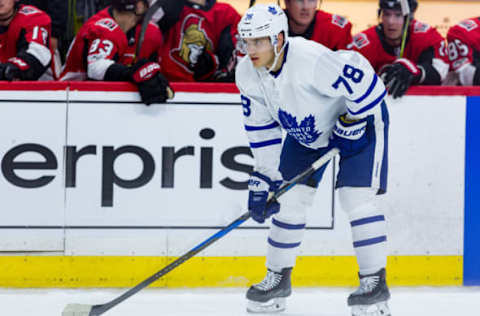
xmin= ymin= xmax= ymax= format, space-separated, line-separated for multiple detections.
xmin=246 ymin=13 xmax=253 ymax=20
xmin=268 ymin=6 xmax=278 ymax=15
xmin=278 ymin=109 xmax=322 ymax=144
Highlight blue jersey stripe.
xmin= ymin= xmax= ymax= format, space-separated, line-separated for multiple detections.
xmin=354 ymin=74 xmax=378 ymax=104
xmin=272 ymin=218 xmax=306 ymax=230
xmin=349 ymin=89 xmax=387 ymax=116
xmin=268 ymin=237 xmax=301 ymax=249
xmin=250 ymin=138 xmax=282 ymax=148
xmin=353 ymin=236 xmax=387 ymax=248
xmin=350 ymin=215 xmax=385 ymax=227
xmin=245 ymin=121 xmax=280 ymax=131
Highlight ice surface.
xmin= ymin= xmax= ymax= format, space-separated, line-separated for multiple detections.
xmin=1 ymin=287 xmax=479 ymax=315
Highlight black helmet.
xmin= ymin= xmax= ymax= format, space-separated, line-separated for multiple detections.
xmin=379 ymin=0 xmax=418 ymax=13
xmin=112 ymin=0 xmax=148 ymax=12
xmin=187 ymin=0 xmax=216 ymax=11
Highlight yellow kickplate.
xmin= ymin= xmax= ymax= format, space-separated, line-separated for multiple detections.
xmin=0 ymin=255 xmax=462 ymax=288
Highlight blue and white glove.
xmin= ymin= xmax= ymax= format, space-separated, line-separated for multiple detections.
xmin=248 ymin=172 xmax=282 ymax=224
xmin=331 ymin=114 xmax=369 ymax=157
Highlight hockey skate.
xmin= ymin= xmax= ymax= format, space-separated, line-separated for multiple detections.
xmin=246 ymin=268 xmax=292 ymax=313
xmin=348 ymin=268 xmax=391 ymax=316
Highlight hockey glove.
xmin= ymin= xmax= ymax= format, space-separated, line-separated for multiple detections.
xmin=0 ymin=57 xmax=31 ymax=81
xmin=190 ymin=48 xmax=216 ymax=81
xmin=248 ymin=172 xmax=282 ymax=224
xmin=379 ymin=58 xmax=422 ymax=99
xmin=331 ymin=114 xmax=369 ymax=157
xmin=129 ymin=59 xmax=173 ymax=105
xmin=212 ymin=25 xmax=237 ymax=82
xmin=0 ymin=64 xmax=6 ymax=80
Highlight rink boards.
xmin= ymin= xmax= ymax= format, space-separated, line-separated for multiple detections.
xmin=0 ymin=83 xmax=477 ymax=287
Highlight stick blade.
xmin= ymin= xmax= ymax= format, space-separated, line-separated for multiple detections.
xmin=399 ymin=0 xmax=411 ymax=16
xmin=62 ymin=304 xmax=94 ymax=316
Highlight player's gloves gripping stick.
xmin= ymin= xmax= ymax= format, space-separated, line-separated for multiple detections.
xmin=331 ymin=114 xmax=369 ymax=157
xmin=248 ymin=172 xmax=282 ymax=224
xmin=129 ymin=59 xmax=174 ymax=105
xmin=379 ymin=58 xmax=422 ymax=99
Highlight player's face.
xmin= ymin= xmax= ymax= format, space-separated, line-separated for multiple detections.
xmin=135 ymin=0 xmax=148 ymax=16
xmin=242 ymin=37 xmax=275 ymax=68
xmin=0 ymin=0 xmax=15 ymax=18
xmin=285 ymin=0 xmax=318 ymax=27
xmin=381 ymin=9 xmax=404 ymax=41
xmin=188 ymin=0 xmax=207 ymax=6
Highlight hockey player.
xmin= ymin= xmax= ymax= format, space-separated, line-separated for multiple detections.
xmin=0 ymin=0 xmax=52 ymax=81
xmin=284 ymin=0 xmax=352 ymax=50
xmin=159 ymin=0 xmax=241 ymax=82
xmin=236 ymin=4 xmax=390 ymax=316
xmin=446 ymin=17 xmax=480 ymax=85
xmin=349 ymin=0 xmax=449 ymax=98
xmin=60 ymin=0 xmax=173 ymax=105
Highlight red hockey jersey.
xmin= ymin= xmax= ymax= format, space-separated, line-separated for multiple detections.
xmin=159 ymin=3 xmax=241 ymax=82
xmin=447 ymin=17 xmax=480 ymax=71
xmin=307 ymin=10 xmax=352 ymax=50
xmin=350 ymin=20 xmax=448 ymax=74
xmin=0 ymin=5 xmax=52 ymax=77
xmin=60 ymin=7 xmax=163 ymax=81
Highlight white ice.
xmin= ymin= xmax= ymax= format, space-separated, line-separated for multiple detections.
xmin=1 ymin=287 xmax=479 ymax=315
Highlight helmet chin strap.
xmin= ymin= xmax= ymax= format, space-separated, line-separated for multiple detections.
xmin=266 ymin=36 xmax=287 ymax=73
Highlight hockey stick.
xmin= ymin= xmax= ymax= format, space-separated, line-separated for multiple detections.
xmin=136 ymin=0 xmax=174 ymax=99
xmin=135 ymin=0 xmax=165 ymax=60
xmin=399 ymin=0 xmax=411 ymax=58
xmin=62 ymin=147 xmax=339 ymax=316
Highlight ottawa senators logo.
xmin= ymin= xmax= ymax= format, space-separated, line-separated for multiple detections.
xmin=413 ymin=21 xmax=430 ymax=33
xmin=331 ymin=14 xmax=348 ymax=28
xmin=350 ymin=33 xmax=370 ymax=49
xmin=169 ymin=14 xmax=213 ymax=73
xmin=95 ymin=18 xmax=118 ymax=32
xmin=459 ymin=19 xmax=478 ymax=32
xmin=19 ymin=6 xmax=40 ymax=16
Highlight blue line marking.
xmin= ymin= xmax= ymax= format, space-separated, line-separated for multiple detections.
xmin=464 ymin=96 xmax=480 ymax=286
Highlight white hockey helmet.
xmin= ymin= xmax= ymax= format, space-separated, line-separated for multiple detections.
xmin=238 ymin=3 xmax=289 ymax=47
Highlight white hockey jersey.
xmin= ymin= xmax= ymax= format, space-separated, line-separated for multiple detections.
xmin=235 ymin=37 xmax=387 ymax=180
